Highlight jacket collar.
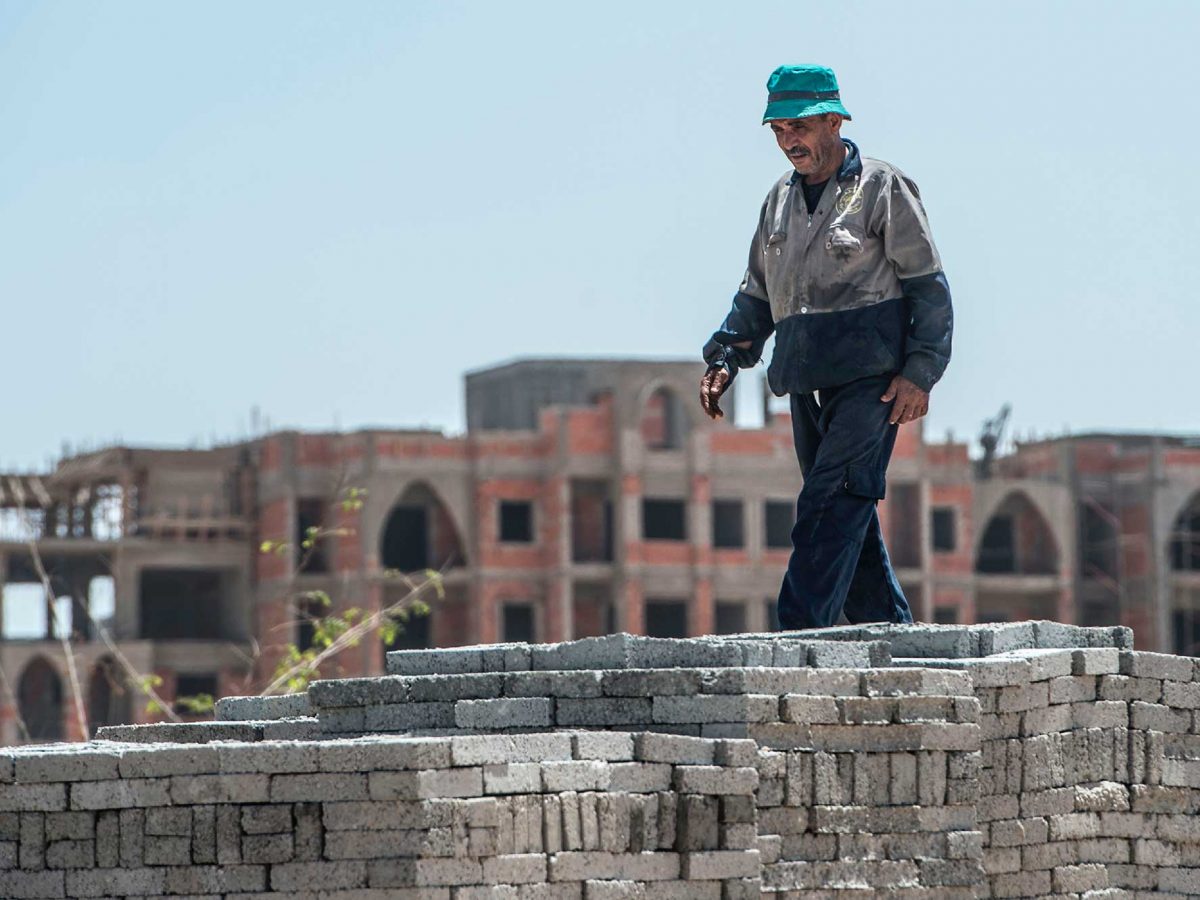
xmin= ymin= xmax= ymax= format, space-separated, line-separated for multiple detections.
xmin=788 ymin=137 xmax=862 ymax=186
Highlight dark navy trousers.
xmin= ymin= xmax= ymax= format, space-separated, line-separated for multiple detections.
xmin=776 ymin=374 xmax=914 ymax=630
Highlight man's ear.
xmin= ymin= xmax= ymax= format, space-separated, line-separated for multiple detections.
xmin=827 ymin=113 xmax=843 ymax=134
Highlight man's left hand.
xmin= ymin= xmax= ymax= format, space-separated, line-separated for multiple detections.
xmin=880 ymin=375 xmax=929 ymax=425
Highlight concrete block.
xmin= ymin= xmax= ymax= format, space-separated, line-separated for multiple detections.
xmin=1071 ymin=700 xmax=1128 ymax=729
xmin=96 ymin=721 xmax=266 ymax=743
xmin=368 ymin=767 xmax=483 ymax=800
xmin=634 ymin=733 xmax=715 ymax=765
xmin=118 ymin=744 xmax=220 ymax=778
xmin=162 ymin=863 xmax=268 ymax=893
xmin=556 ymin=698 xmax=652 ymax=727
xmin=1130 ymin=701 xmax=1191 ymax=733
xmin=44 ymin=838 xmax=94 ymax=869
xmin=780 ymin=695 xmax=838 ymax=724
xmin=69 ymin=777 xmax=170 ymax=810
xmin=807 ymin=641 xmax=885 ymax=668
xmin=385 ymin=646 xmax=486 ymax=676
xmin=363 ymin=702 xmax=456 ymax=731
xmin=840 ymin=697 xmax=897 ymax=724
xmin=1073 ymin=648 xmax=1121 ymax=675
xmin=318 ymin=736 xmax=453 ymax=772
xmin=973 ymin=621 xmax=1036 ymax=655
xmin=64 ymin=867 xmax=164 ymax=897
xmin=1163 ymin=680 xmax=1200 ymax=708
xmin=94 ymin=811 xmax=118 ymax=868
xmin=652 ymin=695 xmax=777 ymax=724
xmin=699 ymin=667 xmax=811 ymax=695
xmin=270 ymin=860 xmax=368 ymax=890
xmin=1098 ymin=675 xmax=1162 ymax=703
xmin=169 ymin=773 xmax=270 ymax=805
xmin=1074 ymin=782 xmax=1131 ymax=813
xmin=504 ymin=671 xmax=605 ymax=699
xmin=261 ymin=716 xmax=320 ymax=741
xmin=627 ymin=637 xmax=743 ymax=670
xmin=531 ymin=634 xmax=635 ymax=671
xmin=217 ymin=741 xmax=320 ymax=774
xmin=680 ymin=849 xmax=760 ymax=879
xmin=451 ymin=734 xmax=573 ymax=766
xmin=601 ymin=669 xmax=702 ymax=698
xmin=542 ymin=761 xmax=611 ymax=792
xmin=1119 ymin=651 xmax=1194 ymax=682
xmin=403 ymin=673 xmax=505 ymax=702
xmin=673 ymin=766 xmax=758 ymax=795
xmin=215 ymin=692 xmax=313 ymax=721
xmin=143 ymin=835 xmax=191 ymax=865
xmin=481 ymin=853 xmax=547 ymax=884
xmin=608 ymin=763 xmax=672 ymax=793
xmin=961 ymin=656 xmax=1035 ymax=687
xmin=483 ymin=763 xmax=542 ymax=794
xmin=0 ymin=784 xmax=66 ymax=813
xmin=455 ymin=697 xmax=552 ymax=730
xmin=14 ymin=749 xmax=120 ymax=784
xmin=318 ymin=706 xmax=366 ymax=734
xmin=1049 ymin=675 xmax=1098 ymax=704
xmin=572 ymin=732 xmax=634 ymax=762
xmin=861 ymin=668 xmax=973 ymax=697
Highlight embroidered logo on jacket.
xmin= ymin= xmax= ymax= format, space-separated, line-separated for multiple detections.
xmin=835 ymin=187 xmax=864 ymax=216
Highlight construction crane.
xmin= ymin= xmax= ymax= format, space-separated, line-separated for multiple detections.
xmin=976 ymin=403 xmax=1012 ymax=479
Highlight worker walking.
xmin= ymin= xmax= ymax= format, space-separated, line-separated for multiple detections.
xmin=700 ymin=65 xmax=953 ymax=630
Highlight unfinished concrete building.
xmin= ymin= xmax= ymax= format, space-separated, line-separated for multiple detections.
xmin=1 ymin=357 xmax=1199 ymax=743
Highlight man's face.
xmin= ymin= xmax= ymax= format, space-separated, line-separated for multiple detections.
xmin=769 ymin=114 xmax=844 ymax=178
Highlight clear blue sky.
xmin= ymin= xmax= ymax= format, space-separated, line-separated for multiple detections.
xmin=2 ymin=0 xmax=1197 ymax=469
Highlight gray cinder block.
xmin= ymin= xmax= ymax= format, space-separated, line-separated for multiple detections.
xmin=215 ymin=692 xmax=312 ymax=721
xmin=455 ymin=698 xmax=552 ymax=730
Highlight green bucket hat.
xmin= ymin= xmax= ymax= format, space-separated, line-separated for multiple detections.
xmin=762 ymin=64 xmax=852 ymax=123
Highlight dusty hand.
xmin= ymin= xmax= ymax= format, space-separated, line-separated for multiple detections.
xmin=699 ymin=366 xmax=731 ymax=420
xmin=881 ymin=375 xmax=929 ymax=425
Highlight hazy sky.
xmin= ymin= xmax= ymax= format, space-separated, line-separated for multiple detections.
xmin=2 ymin=0 xmax=1197 ymax=469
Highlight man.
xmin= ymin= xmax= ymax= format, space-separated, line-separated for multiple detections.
xmin=700 ymin=64 xmax=953 ymax=631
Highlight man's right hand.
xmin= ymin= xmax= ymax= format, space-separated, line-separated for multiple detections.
xmin=700 ymin=366 xmax=732 ymax=420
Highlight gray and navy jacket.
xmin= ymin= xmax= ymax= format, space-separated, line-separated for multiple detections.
xmin=703 ymin=138 xmax=952 ymax=395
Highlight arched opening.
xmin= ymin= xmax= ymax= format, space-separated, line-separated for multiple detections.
xmin=87 ymin=656 xmax=132 ymax=736
xmin=380 ymin=483 xmax=466 ymax=573
xmin=18 ymin=657 xmax=63 ymax=742
xmin=974 ymin=492 xmax=1061 ymax=624
xmin=1170 ymin=492 xmax=1200 ymax=572
xmin=1080 ymin=500 xmax=1119 ymax=580
xmin=640 ymin=386 xmax=687 ymax=450
xmin=975 ymin=493 xmax=1059 ymax=575
xmin=1170 ymin=491 xmax=1200 ymax=656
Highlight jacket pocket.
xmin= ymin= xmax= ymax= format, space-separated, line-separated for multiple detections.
xmin=825 ymin=223 xmax=865 ymax=258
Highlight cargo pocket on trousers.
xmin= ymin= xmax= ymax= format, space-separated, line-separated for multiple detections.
xmin=843 ymin=463 xmax=886 ymax=500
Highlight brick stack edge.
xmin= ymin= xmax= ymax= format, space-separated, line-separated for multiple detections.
xmin=0 ymin=623 xmax=1198 ymax=898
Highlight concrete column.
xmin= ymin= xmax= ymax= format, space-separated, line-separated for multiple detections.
xmin=0 ymin=549 xmax=7 ymax=637
xmin=364 ymin=581 xmax=385 ymax=676
xmin=689 ymin=473 xmax=715 ymax=637
xmin=1056 ymin=578 xmax=1074 ymax=628
xmin=919 ymin=477 xmax=934 ymax=623
xmin=550 ymin=472 xmax=573 ymax=642
xmin=622 ymin=578 xmax=644 ymax=636
xmin=746 ymin=495 xmax=764 ymax=561
xmin=112 ymin=555 xmax=140 ymax=641
xmin=615 ymin=473 xmax=643 ymax=634
xmin=690 ymin=577 xmax=715 ymax=637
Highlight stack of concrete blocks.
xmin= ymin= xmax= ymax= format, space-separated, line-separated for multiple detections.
xmin=963 ymin=634 xmax=1200 ymax=898
xmin=0 ymin=731 xmax=760 ymax=899
xmin=801 ymin=620 xmax=1200 ymax=898
xmin=0 ymin=623 xmax=1198 ymax=898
